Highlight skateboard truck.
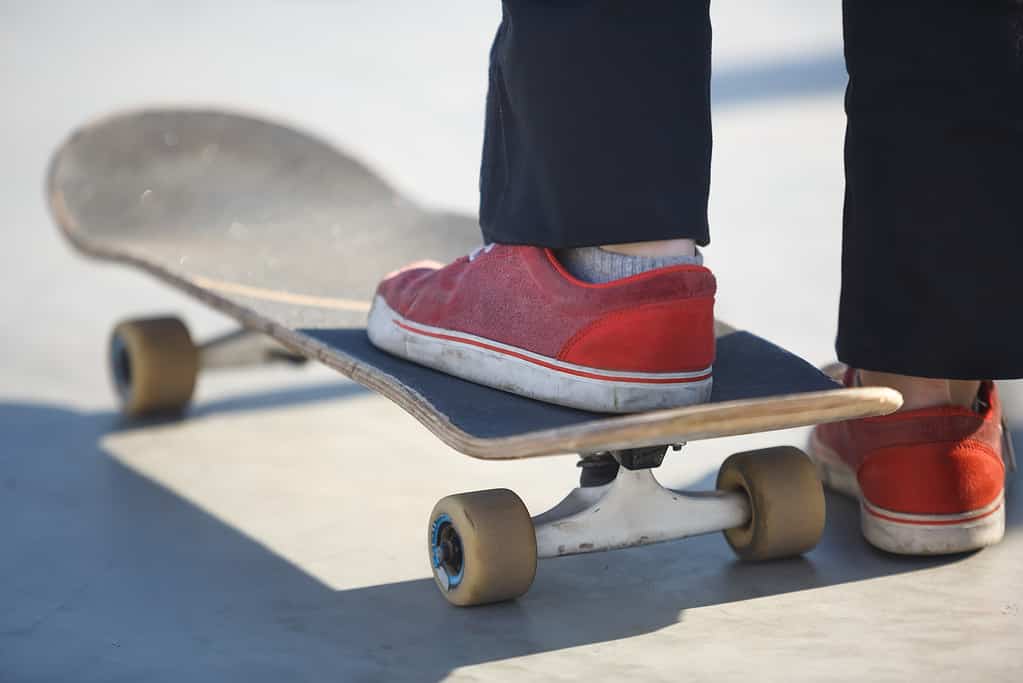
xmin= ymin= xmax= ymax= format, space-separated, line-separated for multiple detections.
xmin=613 ymin=444 xmax=674 ymax=470
xmin=198 ymin=328 xmax=307 ymax=370
xmin=428 ymin=444 xmax=826 ymax=607
xmin=533 ymin=445 xmax=750 ymax=558
xmin=577 ymin=444 xmax=679 ymax=486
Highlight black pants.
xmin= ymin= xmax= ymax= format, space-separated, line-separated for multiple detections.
xmin=479 ymin=1 xmax=1023 ymax=379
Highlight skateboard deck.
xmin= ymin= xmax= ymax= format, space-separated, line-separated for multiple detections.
xmin=48 ymin=109 xmax=901 ymax=459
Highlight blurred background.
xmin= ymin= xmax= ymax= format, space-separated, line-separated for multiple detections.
xmin=2 ymin=3 xmax=1019 ymax=681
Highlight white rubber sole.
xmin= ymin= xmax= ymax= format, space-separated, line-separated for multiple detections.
xmin=807 ymin=431 xmax=1005 ymax=555
xmin=366 ymin=296 xmax=713 ymax=413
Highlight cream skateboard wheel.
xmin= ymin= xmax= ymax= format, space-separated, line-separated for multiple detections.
xmin=427 ymin=489 xmax=537 ymax=607
xmin=717 ymin=446 xmax=825 ymax=561
xmin=110 ymin=316 xmax=198 ymax=417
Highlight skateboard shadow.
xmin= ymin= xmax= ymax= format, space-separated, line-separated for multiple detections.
xmin=1 ymin=400 xmax=1018 ymax=682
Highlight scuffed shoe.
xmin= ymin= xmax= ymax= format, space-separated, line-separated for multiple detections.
xmin=367 ymin=245 xmax=715 ymax=413
xmin=809 ymin=369 xmax=1009 ymax=555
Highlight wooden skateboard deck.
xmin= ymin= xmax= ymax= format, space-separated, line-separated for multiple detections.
xmin=48 ymin=109 xmax=901 ymax=459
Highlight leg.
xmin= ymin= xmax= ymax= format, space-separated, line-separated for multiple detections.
xmin=479 ymin=1 xmax=712 ymax=250
xmin=811 ymin=1 xmax=1021 ymax=554
xmin=838 ymin=1 xmax=1023 ymax=388
xmin=368 ymin=2 xmax=717 ymax=412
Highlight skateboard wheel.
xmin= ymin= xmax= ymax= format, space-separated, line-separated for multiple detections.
xmin=427 ymin=489 xmax=537 ymax=607
xmin=109 ymin=317 xmax=199 ymax=417
xmin=716 ymin=446 xmax=825 ymax=561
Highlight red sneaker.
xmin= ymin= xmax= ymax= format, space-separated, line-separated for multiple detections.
xmin=367 ymin=245 xmax=715 ymax=413
xmin=809 ymin=369 xmax=1009 ymax=555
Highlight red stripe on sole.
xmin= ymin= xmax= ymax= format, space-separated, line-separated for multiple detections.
xmin=393 ymin=319 xmax=711 ymax=385
xmin=863 ymin=500 xmax=1003 ymax=526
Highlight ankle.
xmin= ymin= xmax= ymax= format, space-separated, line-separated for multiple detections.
xmin=857 ymin=370 xmax=981 ymax=411
xmin=600 ymin=239 xmax=697 ymax=259
xmin=555 ymin=243 xmax=701 ymax=284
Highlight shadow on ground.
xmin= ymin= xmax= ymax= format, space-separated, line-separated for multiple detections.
xmin=1 ymin=390 xmax=1018 ymax=681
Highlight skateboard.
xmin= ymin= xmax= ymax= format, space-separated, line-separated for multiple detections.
xmin=48 ymin=109 xmax=902 ymax=606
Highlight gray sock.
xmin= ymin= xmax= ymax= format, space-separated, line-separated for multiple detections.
xmin=555 ymin=247 xmax=703 ymax=284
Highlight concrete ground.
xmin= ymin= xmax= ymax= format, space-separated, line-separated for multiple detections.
xmin=2 ymin=2 xmax=1020 ymax=681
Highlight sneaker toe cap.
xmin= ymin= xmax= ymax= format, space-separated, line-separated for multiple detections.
xmin=376 ymin=261 xmax=444 ymax=312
